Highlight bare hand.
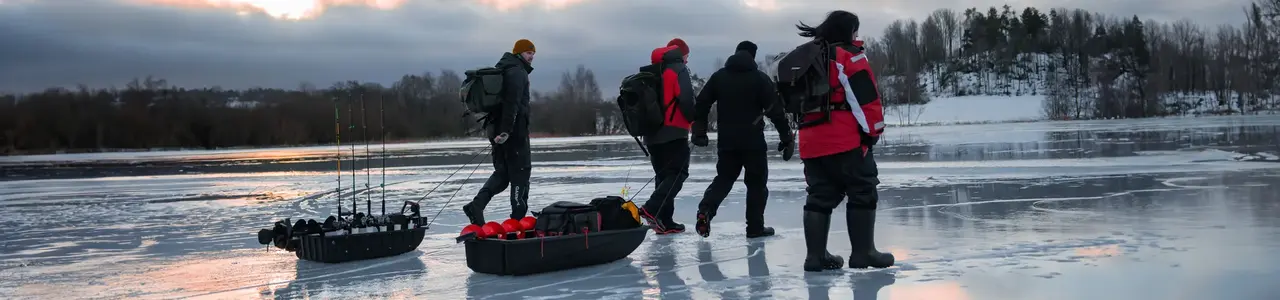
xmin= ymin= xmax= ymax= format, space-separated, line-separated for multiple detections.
xmin=493 ymin=132 xmax=509 ymax=144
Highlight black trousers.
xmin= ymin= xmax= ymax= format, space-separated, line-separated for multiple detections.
xmin=697 ymin=148 xmax=769 ymax=230
xmin=471 ymin=135 xmax=531 ymax=220
xmin=802 ymin=148 xmax=880 ymax=215
xmin=641 ymin=139 xmax=690 ymax=221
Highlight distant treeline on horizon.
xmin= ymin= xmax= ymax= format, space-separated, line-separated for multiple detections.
xmin=4 ymin=2 xmax=1280 ymax=155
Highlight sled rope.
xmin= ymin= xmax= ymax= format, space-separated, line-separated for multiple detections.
xmin=419 ymin=145 xmax=494 ymax=226
xmin=426 ymin=150 xmax=488 ymax=229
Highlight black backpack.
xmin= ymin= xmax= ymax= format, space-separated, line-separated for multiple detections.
xmin=460 ymin=67 xmax=509 ymax=115
xmin=588 ymin=196 xmax=641 ymax=230
xmin=616 ymin=64 xmax=676 ymax=156
xmin=775 ymin=40 xmax=835 ymax=129
xmin=533 ymin=201 xmax=600 ymax=236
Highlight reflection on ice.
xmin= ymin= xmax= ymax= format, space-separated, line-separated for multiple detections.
xmin=2 ymin=115 xmax=1280 ymax=299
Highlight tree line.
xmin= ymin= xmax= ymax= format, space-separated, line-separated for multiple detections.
xmin=0 ymin=67 xmax=620 ymax=155
xmin=858 ymin=0 xmax=1280 ymax=120
xmin=4 ymin=1 xmax=1280 ymax=154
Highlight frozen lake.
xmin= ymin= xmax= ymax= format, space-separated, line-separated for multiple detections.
xmin=2 ymin=115 xmax=1280 ymax=299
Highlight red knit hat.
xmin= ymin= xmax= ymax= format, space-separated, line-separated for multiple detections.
xmin=667 ymin=38 xmax=689 ymax=55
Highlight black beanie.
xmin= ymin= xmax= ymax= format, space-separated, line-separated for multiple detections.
xmin=735 ymin=40 xmax=758 ymax=57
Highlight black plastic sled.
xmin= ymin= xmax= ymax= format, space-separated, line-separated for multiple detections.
xmin=295 ymin=225 xmax=428 ymax=263
xmin=463 ymin=225 xmax=649 ymax=276
xmin=258 ymin=201 xmax=429 ymax=264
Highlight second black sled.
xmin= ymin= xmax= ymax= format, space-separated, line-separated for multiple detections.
xmin=458 ymin=197 xmax=650 ymax=276
xmin=257 ymin=201 xmax=429 ymax=264
xmin=255 ymin=95 xmax=433 ymax=264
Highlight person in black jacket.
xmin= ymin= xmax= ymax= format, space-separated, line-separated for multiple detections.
xmin=462 ymin=39 xmax=535 ymax=226
xmin=690 ymin=41 xmax=794 ymax=238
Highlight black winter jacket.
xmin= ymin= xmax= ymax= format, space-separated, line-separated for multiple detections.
xmin=490 ymin=52 xmax=533 ymax=143
xmin=693 ymin=51 xmax=792 ymax=151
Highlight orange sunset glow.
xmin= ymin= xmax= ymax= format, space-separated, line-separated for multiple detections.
xmin=130 ymin=0 xmax=603 ymax=19
xmin=473 ymin=0 xmax=590 ymax=11
xmin=741 ymin=0 xmax=779 ymax=11
xmin=130 ymin=0 xmax=406 ymax=20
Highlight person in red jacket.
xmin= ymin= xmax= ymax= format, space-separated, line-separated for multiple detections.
xmin=793 ymin=10 xmax=893 ymax=272
xmin=636 ymin=38 xmax=697 ymax=234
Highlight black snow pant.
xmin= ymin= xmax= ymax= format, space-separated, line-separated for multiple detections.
xmin=697 ymin=148 xmax=769 ymax=231
xmin=470 ymin=135 xmax=531 ymax=220
xmin=802 ymin=148 xmax=879 ymax=215
xmin=641 ymin=139 xmax=690 ymax=222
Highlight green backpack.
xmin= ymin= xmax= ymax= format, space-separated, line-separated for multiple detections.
xmin=460 ymin=67 xmax=508 ymax=115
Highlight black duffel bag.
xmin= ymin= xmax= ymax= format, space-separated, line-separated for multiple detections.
xmin=533 ymin=201 xmax=600 ymax=236
xmin=589 ymin=196 xmax=642 ymax=230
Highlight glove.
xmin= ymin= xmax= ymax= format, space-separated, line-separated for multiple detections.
xmin=493 ymin=132 xmax=509 ymax=144
xmin=778 ymin=139 xmax=794 ymax=161
xmin=692 ymin=134 xmax=709 ymax=147
xmin=860 ymin=132 xmax=878 ymax=148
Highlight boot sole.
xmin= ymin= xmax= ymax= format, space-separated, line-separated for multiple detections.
xmin=804 ymin=257 xmax=845 ymax=272
xmin=848 ymin=262 xmax=895 ymax=269
xmin=848 ymin=255 xmax=895 ymax=269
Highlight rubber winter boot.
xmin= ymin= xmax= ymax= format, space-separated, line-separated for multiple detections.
xmin=802 ymin=211 xmax=844 ymax=272
xmin=847 ymin=208 xmax=895 ymax=269
xmin=462 ymin=198 xmax=486 ymax=226
xmin=746 ymin=226 xmax=775 ymax=238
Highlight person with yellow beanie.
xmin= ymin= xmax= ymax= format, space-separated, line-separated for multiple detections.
xmin=463 ymin=38 xmax=537 ymax=226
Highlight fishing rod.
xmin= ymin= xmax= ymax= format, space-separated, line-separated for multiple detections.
xmin=361 ymin=92 xmax=372 ymax=218
xmin=349 ymin=99 xmax=357 ymax=217
xmin=380 ymin=94 xmax=387 ymax=216
xmin=334 ymin=99 xmax=342 ymax=218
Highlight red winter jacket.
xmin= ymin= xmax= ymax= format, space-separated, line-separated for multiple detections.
xmin=643 ymin=45 xmax=695 ymax=145
xmin=797 ymin=41 xmax=886 ymax=159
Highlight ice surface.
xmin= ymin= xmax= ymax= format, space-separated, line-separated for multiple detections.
xmin=3 ymin=115 xmax=1280 ymax=299
xmin=884 ymin=95 xmax=1046 ymax=125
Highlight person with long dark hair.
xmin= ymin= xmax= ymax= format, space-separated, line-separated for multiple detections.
xmin=790 ymin=11 xmax=894 ymax=271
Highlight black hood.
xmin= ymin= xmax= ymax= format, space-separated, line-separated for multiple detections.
xmin=496 ymin=52 xmax=534 ymax=74
xmin=724 ymin=51 xmax=758 ymax=72
xmin=829 ymin=42 xmax=864 ymax=54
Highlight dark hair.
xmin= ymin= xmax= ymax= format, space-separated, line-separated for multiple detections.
xmin=796 ymin=10 xmax=859 ymax=44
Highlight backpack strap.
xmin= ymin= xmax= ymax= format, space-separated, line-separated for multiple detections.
xmin=659 ymin=63 xmax=680 ymax=123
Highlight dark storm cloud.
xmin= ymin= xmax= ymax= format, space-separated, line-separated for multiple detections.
xmin=0 ymin=0 xmax=1256 ymax=94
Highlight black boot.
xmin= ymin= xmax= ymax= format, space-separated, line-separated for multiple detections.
xmin=664 ymin=220 xmax=686 ymax=233
xmin=746 ymin=226 xmax=775 ymax=238
xmin=462 ymin=195 xmax=488 ymax=226
xmin=802 ymin=211 xmax=844 ymax=272
xmin=847 ymin=208 xmax=894 ymax=269
xmin=695 ymin=210 xmax=713 ymax=237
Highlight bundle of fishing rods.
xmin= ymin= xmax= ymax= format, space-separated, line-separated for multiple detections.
xmin=331 ymin=91 xmax=425 ymax=231
xmin=257 ymin=91 xmax=426 ymax=252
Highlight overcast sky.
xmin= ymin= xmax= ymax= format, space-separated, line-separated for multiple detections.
xmin=0 ymin=0 xmax=1254 ymax=94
